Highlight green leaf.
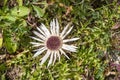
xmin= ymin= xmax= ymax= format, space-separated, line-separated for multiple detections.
xmin=0 ymin=63 xmax=6 ymax=71
xmin=1 ymin=74 xmax=6 ymax=80
xmin=4 ymin=15 xmax=17 ymax=21
xmin=17 ymin=0 xmax=23 ymax=6
xmin=32 ymin=5 xmax=45 ymax=18
xmin=11 ymin=6 xmax=30 ymax=17
xmin=21 ymin=20 xmax=27 ymax=27
xmin=3 ymin=0 xmax=8 ymax=6
xmin=0 ymin=63 xmax=7 ymax=80
xmin=4 ymin=37 xmax=17 ymax=53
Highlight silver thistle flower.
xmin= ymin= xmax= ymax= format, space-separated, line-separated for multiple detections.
xmin=31 ymin=19 xmax=79 ymax=66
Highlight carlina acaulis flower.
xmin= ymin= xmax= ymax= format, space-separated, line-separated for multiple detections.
xmin=30 ymin=18 xmax=79 ymax=67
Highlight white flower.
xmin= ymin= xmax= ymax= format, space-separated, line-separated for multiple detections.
xmin=31 ymin=19 xmax=79 ymax=66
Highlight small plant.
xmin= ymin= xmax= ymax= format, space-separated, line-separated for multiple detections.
xmin=0 ymin=0 xmax=120 ymax=80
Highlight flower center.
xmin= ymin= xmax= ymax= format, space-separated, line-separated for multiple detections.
xmin=46 ymin=36 xmax=62 ymax=50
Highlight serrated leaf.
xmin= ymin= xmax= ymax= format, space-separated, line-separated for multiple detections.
xmin=32 ymin=5 xmax=45 ymax=18
xmin=11 ymin=6 xmax=30 ymax=17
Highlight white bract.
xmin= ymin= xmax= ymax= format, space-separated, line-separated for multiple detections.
xmin=31 ymin=19 xmax=79 ymax=67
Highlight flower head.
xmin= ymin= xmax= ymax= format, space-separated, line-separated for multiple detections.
xmin=31 ymin=19 xmax=79 ymax=66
